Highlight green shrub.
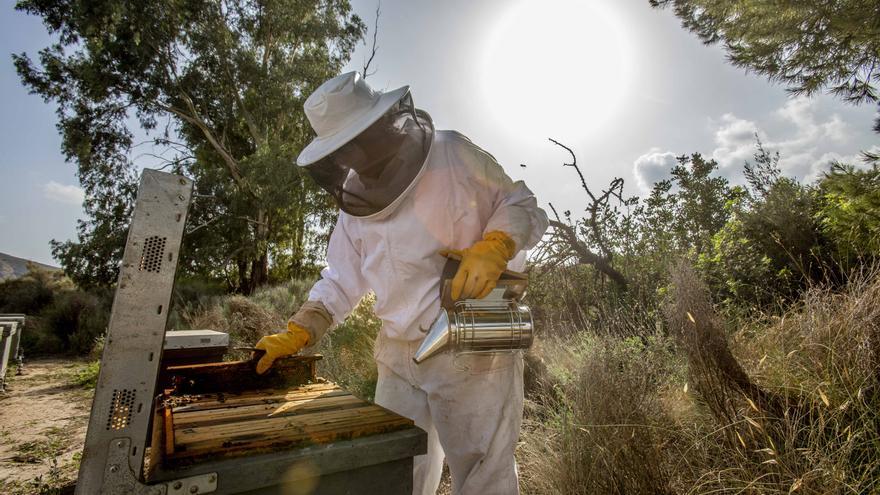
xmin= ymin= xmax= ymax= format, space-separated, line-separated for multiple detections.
xmin=314 ymin=293 xmax=381 ymax=400
xmin=37 ymin=289 xmax=110 ymax=355
xmin=699 ymin=159 xmax=834 ymax=311
xmin=698 ymin=214 xmax=778 ymax=307
xmin=73 ymin=360 xmax=101 ymax=389
xmin=817 ymin=163 xmax=880 ymax=261
xmin=0 ymin=265 xmax=72 ymax=314
xmin=0 ymin=265 xmax=111 ymax=356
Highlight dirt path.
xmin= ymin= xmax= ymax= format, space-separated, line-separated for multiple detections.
xmin=0 ymin=358 xmax=94 ymax=494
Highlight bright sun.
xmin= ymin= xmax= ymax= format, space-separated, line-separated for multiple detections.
xmin=481 ymin=0 xmax=633 ymax=141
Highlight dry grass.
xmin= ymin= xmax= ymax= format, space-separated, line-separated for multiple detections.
xmin=519 ymin=333 xmax=683 ymax=495
xmin=518 ymin=265 xmax=880 ymax=494
xmin=178 ymin=279 xmax=313 ymax=360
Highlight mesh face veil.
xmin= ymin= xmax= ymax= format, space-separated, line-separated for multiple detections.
xmin=305 ymin=93 xmax=434 ymax=218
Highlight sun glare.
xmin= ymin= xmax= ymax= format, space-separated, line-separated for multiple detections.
xmin=480 ymin=0 xmax=633 ymax=141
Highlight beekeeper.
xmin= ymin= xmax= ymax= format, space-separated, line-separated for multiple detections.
xmin=255 ymin=71 xmax=548 ymax=495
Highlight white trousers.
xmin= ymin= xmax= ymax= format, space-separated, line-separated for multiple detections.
xmin=373 ymin=335 xmax=524 ymax=495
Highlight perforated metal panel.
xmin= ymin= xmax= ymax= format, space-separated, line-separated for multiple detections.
xmin=76 ymin=170 xmax=193 ymax=494
xmin=106 ymin=389 xmax=136 ymax=431
xmin=139 ymin=236 xmax=167 ymax=273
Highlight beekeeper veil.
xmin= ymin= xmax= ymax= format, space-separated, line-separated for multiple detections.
xmin=296 ymin=72 xmax=433 ymax=218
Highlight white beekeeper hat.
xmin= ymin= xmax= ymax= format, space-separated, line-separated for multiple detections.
xmin=296 ymin=71 xmax=410 ymax=167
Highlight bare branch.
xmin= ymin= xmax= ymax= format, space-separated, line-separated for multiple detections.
xmin=548 ymin=202 xmax=563 ymax=224
xmin=186 ymin=213 xmax=267 ymax=235
xmin=362 ymin=1 xmax=381 ymax=79
xmin=549 ymin=137 xmax=593 ymax=201
xmin=548 ymin=219 xmax=628 ymax=289
xmin=133 ymin=152 xmax=195 ymax=169
xmin=544 ymin=141 xmax=632 ymax=289
xmin=186 ymin=215 xmax=224 ymax=235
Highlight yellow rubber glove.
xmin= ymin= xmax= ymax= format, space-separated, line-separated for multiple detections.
xmin=254 ymin=322 xmax=311 ymax=375
xmin=440 ymin=231 xmax=516 ymax=300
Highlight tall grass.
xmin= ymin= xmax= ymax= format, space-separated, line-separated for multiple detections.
xmin=520 ymin=333 xmax=684 ymax=494
xmin=518 ymin=265 xmax=880 ymax=494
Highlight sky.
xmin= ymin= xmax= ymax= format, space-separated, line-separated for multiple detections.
xmin=1 ymin=0 xmax=877 ymax=265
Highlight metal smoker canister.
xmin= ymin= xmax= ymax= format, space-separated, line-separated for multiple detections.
xmin=413 ymin=299 xmax=533 ymax=364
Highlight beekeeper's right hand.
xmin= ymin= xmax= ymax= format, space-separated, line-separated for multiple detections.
xmin=254 ymin=322 xmax=310 ymax=374
xmin=440 ymin=231 xmax=516 ymax=300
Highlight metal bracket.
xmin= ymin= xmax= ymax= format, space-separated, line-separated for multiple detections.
xmin=104 ymin=438 xmax=217 ymax=495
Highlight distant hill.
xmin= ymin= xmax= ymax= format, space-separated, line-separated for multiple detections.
xmin=0 ymin=252 xmax=61 ymax=281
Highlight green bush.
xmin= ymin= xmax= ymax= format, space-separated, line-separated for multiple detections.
xmin=817 ymin=163 xmax=880 ymax=261
xmin=698 ymin=148 xmax=838 ymax=311
xmin=73 ymin=360 xmax=101 ymax=389
xmin=0 ymin=265 xmax=72 ymax=314
xmin=37 ymin=289 xmax=110 ymax=355
xmin=1 ymin=266 xmax=111 ymax=356
xmin=314 ymin=294 xmax=381 ymax=400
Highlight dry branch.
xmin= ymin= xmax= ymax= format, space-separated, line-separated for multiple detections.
xmin=543 ymin=138 xmax=630 ymax=289
xmin=361 ymin=1 xmax=381 ymax=78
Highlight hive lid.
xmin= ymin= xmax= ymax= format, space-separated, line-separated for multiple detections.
xmin=164 ymin=329 xmax=229 ymax=349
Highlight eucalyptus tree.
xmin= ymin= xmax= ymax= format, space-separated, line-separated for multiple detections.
xmin=14 ymin=0 xmax=365 ymax=291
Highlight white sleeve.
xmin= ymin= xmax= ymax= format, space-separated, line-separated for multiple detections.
xmin=464 ymin=142 xmax=549 ymax=252
xmin=485 ymin=171 xmax=549 ymax=252
xmin=307 ymin=216 xmax=369 ymax=326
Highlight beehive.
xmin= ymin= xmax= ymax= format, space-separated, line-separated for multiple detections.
xmin=147 ymin=355 xmax=425 ymax=494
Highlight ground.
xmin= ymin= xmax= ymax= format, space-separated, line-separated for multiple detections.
xmin=0 ymin=358 xmax=93 ymax=494
xmin=0 ymin=358 xmax=453 ymax=495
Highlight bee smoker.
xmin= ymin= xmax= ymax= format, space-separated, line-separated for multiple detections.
xmin=413 ymin=252 xmax=534 ymax=364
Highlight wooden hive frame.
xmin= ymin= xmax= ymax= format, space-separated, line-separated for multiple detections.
xmin=150 ymin=355 xmax=414 ymax=471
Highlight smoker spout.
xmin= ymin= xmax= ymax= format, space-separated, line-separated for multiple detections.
xmin=413 ymin=310 xmax=451 ymax=364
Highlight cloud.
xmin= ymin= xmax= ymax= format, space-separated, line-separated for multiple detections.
xmin=821 ymin=115 xmax=849 ymax=142
xmin=770 ymin=97 xmax=855 ymax=179
xmin=43 ymin=181 xmax=85 ymax=205
xmin=635 ymin=96 xmax=865 ymax=192
xmin=633 ymin=149 xmax=678 ymax=193
xmin=806 ymin=146 xmax=880 ymax=178
xmin=710 ymin=114 xmax=761 ymax=173
xmin=775 ymin=97 xmax=849 ymax=143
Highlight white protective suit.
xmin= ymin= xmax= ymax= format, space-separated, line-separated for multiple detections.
xmin=307 ymin=126 xmax=549 ymax=495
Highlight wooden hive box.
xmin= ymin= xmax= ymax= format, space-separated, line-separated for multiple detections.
xmin=147 ymin=355 xmax=426 ymax=495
